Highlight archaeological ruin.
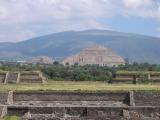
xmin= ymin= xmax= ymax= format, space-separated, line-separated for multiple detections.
xmin=27 ymin=56 xmax=54 ymax=65
xmin=112 ymin=71 xmax=160 ymax=84
xmin=0 ymin=71 xmax=46 ymax=84
xmin=62 ymin=44 xmax=125 ymax=67
xmin=0 ymin=91 xmax=160 ymax=119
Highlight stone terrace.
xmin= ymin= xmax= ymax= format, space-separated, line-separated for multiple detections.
xmin=0 ymin=71 xmax=46 ymax=84
xmin=0 ymin=91 xmax=160 ymax=119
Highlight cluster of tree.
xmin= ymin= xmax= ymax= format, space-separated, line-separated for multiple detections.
xmin=41 ymin=64 xmax=112 ymax=81
xmin=117 ymin=62 xmax=160 ymax=71
xmin=0 ymin=61 xmax=160 ymax=81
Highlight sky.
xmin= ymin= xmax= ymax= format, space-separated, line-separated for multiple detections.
xmin=0 ymin=0 xmax=160 ymax=42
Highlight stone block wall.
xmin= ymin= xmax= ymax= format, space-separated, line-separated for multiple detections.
xmin=0 ymin=92 xmax=9 ymax=105
xmin=112 ymin=74 xmax=135 ymax=84
xmin=13 ymin=91 xmax=129 ymax=104
xmin=6 ymin=72 xmax=19 ymax=84
xmin=7 ymin=106 xmax=160 ymax=120
xmin=0 ymin=73 xmax=6 ymax=83
xmin=134 ymin=92 xmax=160 ymax=106
xmin=1 ymin=91 xmax=160 ymax=119
xmin=113 ymin=71 xmax=160 ymax=84
xmin=20 ymin=72 xmax=43 ymax=83
xmin=0 ymin=71 xmax=46 ymax=84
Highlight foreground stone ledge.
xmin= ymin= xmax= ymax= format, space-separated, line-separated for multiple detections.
xmin=7 ymin=106 xmax=160 ymax=120
xmin=0 ymin=91 xmax=160 ymax=119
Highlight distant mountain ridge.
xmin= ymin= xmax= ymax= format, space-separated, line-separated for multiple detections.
xmin=0 ymin=29 xmax=160 ymax=63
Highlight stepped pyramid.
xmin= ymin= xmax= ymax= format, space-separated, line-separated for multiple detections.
xmin=62 ymin=44 xmax=125 ymax=66
xmin=27 ymin=56 xmax=54 ymax=64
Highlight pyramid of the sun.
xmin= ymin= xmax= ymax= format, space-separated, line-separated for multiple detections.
xmin=62 ymin=45 xmax=125 ymax=67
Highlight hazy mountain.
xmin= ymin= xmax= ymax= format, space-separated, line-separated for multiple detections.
xmin=0 ymin=29 xmax=160 ymax=63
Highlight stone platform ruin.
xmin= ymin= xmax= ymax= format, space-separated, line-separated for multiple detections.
xmin=112 ymin=71 xmax=160 ymax=84
xmin=0 ymin=71 xmax=46 ymax=84
xmin=0 ymin=91 xmax=160 ymax=120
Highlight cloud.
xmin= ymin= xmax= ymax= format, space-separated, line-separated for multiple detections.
xmin=0 ymin=0 xmax=159 ymax=42
xmin=122 ymin=0 xmax=160 ymax=19
xmin=123 ymin=0 xmax=152 ymax=8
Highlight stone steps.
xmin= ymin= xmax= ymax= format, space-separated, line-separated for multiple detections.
xmin=2 ymin=91 xmax=160 ymax=119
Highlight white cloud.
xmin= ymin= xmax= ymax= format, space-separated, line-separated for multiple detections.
xmin=122 ymin=0 xmax=160 ymax=19
xmin=123 ymin=0 xmax=152 ymax=8
xmin=0 ymin=0 xmax=159 ymax=42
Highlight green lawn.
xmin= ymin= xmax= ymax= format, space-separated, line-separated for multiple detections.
xmin=0 ymin=80 xmax=160 ymax=91
xmin=3 ymin=116 xmax=20 ymax=120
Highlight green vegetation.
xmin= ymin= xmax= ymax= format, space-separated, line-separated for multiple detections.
xmin=3 ymin=116 xmax=20 ymax=120
xmin=1 ymin=62 xmax=160 ymax=83
xmin=42 ymin=65 xmax=112 ymax=81
xmin=0 ymin=62 xmax=113 ymax=82
xmin=0 ymin=81 xmax=159 ymax=92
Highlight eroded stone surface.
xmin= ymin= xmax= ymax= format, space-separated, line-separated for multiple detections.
xmin=2 ymin=91 xmax=160 ymax=120
xmin=13 ymin=101 xmax=127 ymax=107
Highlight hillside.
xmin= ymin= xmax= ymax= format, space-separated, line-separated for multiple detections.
xmin=0 ymin=29 xmax=160 ymax=63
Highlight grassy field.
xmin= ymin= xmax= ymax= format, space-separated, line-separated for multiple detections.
xmin=2 ymin=116 xmax=20 ymax=120
xmin=0 ymin=80 xmax=160 ymax=91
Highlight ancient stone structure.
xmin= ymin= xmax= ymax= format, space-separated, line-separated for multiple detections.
xmin=112 ymin=71 xmax=160 ymax=84
xmin=1 ymin=91 xmax=160 ymax=119
xmin=0 ymin=72 xmax=6 ymax=83
xmin=27 ymin=56 xmax=54 ymax=65
xmin=0 ymin=71 xmax=46 ymax=84
xmin=20 ymin=71 xmax=46 ymax=83
xmin=62 ymin=44 xmax=125 ymax=67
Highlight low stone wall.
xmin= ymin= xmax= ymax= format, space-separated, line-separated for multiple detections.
xmin=7 ymin=106 xmax=160 ymax=120
xmin=134 ymin=92 xmax=160 ymax=106
xmin=0 ymin=71 xmax=46 ymax=84
xmin=0 ymin=73 xmax=6 ymax=83
xmin=112 ymin=74 xmax=135 ymax=84
xmin=7 ymin=106 xmax=123 ymax=117
xmin=113 ymin=71 xmax=160 ymax=84
xmin=13 ymin=91 xmax=129 ymax=104
xmin=0 ymin=93 xmax=9 ymax=105
xmin=20 ymin=72 xmax=44 ymax=83
xmin=1 ymin=91 xmax=160 ymax=119
xmin=6 ymin=72 xmax=19 ymax=84
xmin=7 ymin=106 xmax=29 ymax=116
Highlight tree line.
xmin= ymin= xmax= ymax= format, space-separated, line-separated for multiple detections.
xmin=0 ymin=61 xmax=160 ymax=81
